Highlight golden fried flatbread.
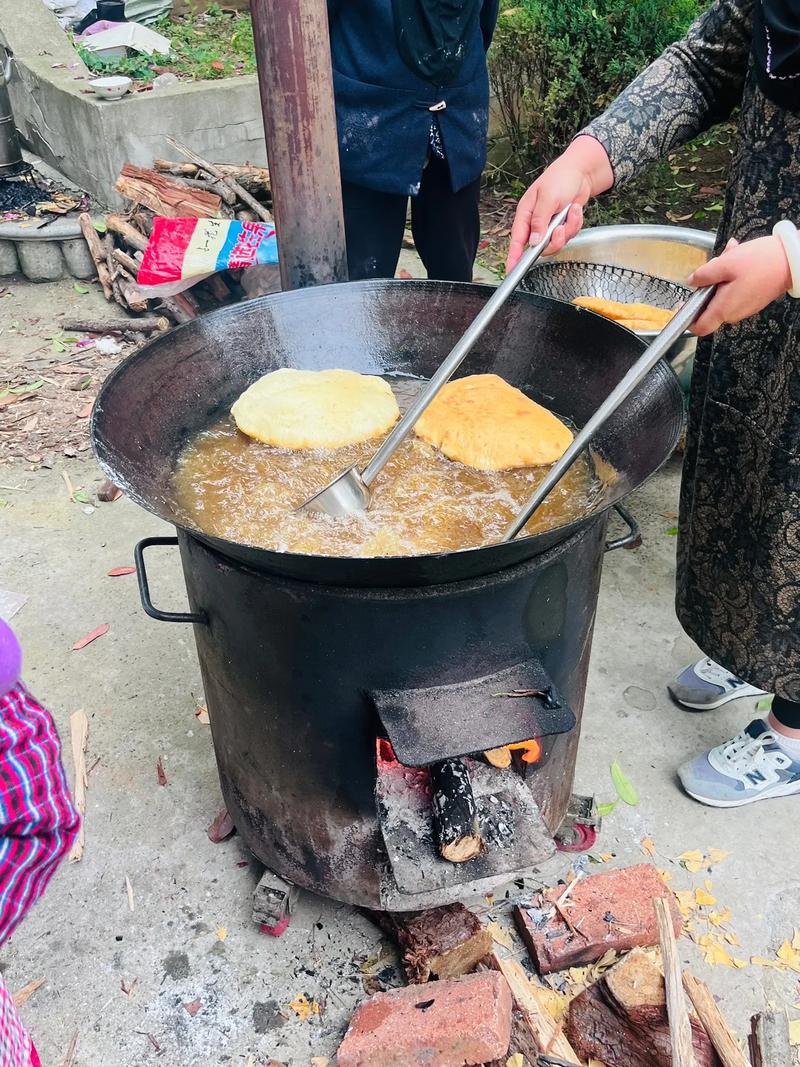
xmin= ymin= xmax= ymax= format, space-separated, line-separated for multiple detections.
xmin=414 ymin=373 xmax=573 ymax=471
xmin=231 ymin=368 xmax=400 ymax=449
xmin=573 ymin=295 xmax=676 ymax=329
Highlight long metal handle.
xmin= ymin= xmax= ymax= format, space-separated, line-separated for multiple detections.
xmin=360 ymin=204 xmax=573 ymax=487
xmin=502 ymin=285 xmax=715 ymax=542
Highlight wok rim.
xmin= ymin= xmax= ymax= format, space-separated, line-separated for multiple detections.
xmin=90 ymin=279 xmax=684 ymax=573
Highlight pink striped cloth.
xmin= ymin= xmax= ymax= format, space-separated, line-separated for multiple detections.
xmin=0 ymin=682 xmax=80 ymax=1065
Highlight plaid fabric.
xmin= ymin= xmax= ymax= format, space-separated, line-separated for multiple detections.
xmin=0 ymin=684 xmax=80 ymax=1066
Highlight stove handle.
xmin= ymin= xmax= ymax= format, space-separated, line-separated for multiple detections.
xmin=134 ymin=537 xmax=208 ymax=625
xmin=605 ymin=504 xmax=642 ymax=553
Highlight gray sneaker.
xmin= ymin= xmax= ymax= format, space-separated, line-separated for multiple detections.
xmin=668 ymin=657 xmax=768 ymax=711
xmin=679 ymin=720 xmax=800 ymax=807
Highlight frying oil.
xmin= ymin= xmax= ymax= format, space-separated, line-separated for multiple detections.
xmin=171 ymin=376 xmax=602 ymax=558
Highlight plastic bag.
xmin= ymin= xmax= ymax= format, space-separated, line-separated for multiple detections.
xmin=137 ymin=217 xmax=279 ymax=296
xmin=42 ymin=0 xmax=96 ymax=28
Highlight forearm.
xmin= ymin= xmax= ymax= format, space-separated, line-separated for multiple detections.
xmin=583 ymin=0 xmax=752 ymax=185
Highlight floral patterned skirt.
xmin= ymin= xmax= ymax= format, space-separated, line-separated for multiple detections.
xmin=676 ymin=77 xmax=800 ymax=699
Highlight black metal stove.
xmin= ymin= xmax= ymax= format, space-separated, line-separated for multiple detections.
xmin=92 ymin=281 xmax=683 ymax=908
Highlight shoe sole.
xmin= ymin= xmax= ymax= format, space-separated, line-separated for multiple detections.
xmin=683 ymin=778 xmax=800 ymax=808
xmin=668 ymin=685 xmax=767 ymax=711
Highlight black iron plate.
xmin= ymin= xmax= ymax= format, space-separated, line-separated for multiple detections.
xmin=370 ymin=660 xmax=575 ymax=768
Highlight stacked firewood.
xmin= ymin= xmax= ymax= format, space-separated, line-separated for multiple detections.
xmin=78 ymin=138 xmax=273 ymax=325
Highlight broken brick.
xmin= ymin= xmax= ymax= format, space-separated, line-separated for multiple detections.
xmin=514 ymin=864 xmax=682 ymax=974
xmin=336 ymin=971 xmax=512 ymax=1067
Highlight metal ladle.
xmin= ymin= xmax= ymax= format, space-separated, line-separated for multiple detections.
xmin=501 ymin=284 xmax=715 ymax=541
xmin=297 ymin=204 xmax=574 ymax=519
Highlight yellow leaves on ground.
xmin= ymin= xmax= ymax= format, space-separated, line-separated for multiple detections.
xmin=640 ymin=837 xmax=657 ymax=857
xmin=695 ymin=887 xmax=717 ymax=907
xmin=506 ymin=1055 xmax=524 ymax=1067
xmin=789 ymin=1020 xmax=800 ymax=1047
xmin=678 ymin=847 xmax=729 ymax=873
xmin=289 ymin=993 xmax=321 ymax=1021
xmin=216 ymin=926 xmax=227 ymax=942
xmin=751 ymin=931 xmax=800 ymax=973
xmin=487 ymin=921 xmax=515 ymax=950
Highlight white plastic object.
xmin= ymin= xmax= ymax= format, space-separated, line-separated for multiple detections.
xmin=772 ymin=220 xmax=800 ymax=299
xmin=80 ymin=22 xmax=171 ymax=59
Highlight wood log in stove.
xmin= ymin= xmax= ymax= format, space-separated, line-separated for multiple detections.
xmin=367 ymin=903 xmax=492 ymax=983
xmin=430 ymin=758 xmax=482 ymax=863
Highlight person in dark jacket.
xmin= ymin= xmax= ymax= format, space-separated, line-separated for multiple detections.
xmin=327 ymin=0 xmax=499 ymax=282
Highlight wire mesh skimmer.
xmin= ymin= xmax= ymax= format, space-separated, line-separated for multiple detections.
xmin=521 ymin=260 xmax=696 ymax=389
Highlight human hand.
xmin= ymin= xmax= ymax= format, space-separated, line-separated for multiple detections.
xmin=688 ymin=236 xmax=792 ymax=336
xmin=506 ymin=135 xmax=614 ymax=271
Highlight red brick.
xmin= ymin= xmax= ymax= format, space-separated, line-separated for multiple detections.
xmin=336 ymin=971 xmax=512 ymax=1067
xmin=514 ymin=863 xmax=682 ymax=974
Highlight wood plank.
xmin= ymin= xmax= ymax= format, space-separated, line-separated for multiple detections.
xmin=654 ymin=897 xmax=696 ymax=1067
xmin=682 ymin=973 xmax=748 ymax=1067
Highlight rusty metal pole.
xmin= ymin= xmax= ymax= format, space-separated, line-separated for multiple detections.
xmin=250 ymin=0 xmax=348 ymax=290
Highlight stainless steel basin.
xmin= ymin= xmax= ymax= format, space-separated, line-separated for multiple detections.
xmin=554 ymin=224 xmax=717 ymax=390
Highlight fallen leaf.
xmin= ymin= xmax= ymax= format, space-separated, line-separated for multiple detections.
xmin=310 ymin=1059 xmax=330 ymax=1067
xmin=707 ymin=848 xmax=729 ymax=864
xmin=0 ymin=392 xmax=37 ymax=410
xmin=674 ymin=889 xmax=695 ymax=919
xmin=640 ymin=837 xmax=656 ymax=856
xmin=776 ymin=939 xmax=800 ymax=973
xmin=610 ymin=760 xmax=639 ymax=805
xmin=790 ymin=1020 xmax=800 ymax=1047
xmin=120 ymin=977 xmax=138 ymax=997
xmin=695 ymin=887 xmax=716 ymax=907
xmin=751 ymin=956 xmax=784 ymax=969
xmin=73 ymin=282 xmax=90 ymax=295
xmin=487 ymin=921 xmax=514 ymax=950
xmin=698 ymin=936 xmax=742 ymax=967
xmin=597 ymin=800 xmax=617 ymax=817
xmin=12 ymin=976 xmax=46 ymax=1009
xmin=72 ymin=624 xmax=109 ymax=650
xmin=195 ymin=703 xmax=210 ymax=725
xmin=289 ymin=993 xmax=320 ymax=1021
xmin=97 ymin=480 xmax=123 ymax=503
xmin=679 ymin=849 xmax=706 ymax=874
xmin=107 ymin=566 xmax=135 ymax=577
xmin=92 ymin=219 xmax=107 ymax=234
xmin=207 ymin=807 xmax=235 ymax=843
xmin=658 ymin=868 xmax=673 ymax=883
xmin=708 ymin=908 xmax=732 ymax=927
xmin=183 ymin=998 xmax=202 ymax=1017
xmin=506 ymin=1056 xmax=524 ymax=1067
xmin=156 ymin=756 xmax=167 ymax=787
xmin=216 ymin=926 xmax=227 ymax=942
xmin=596 ymin=853 xmax=614 ymax=863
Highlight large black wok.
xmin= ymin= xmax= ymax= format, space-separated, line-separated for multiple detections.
xmin=92 ymin=279 xmax=684 ymax=586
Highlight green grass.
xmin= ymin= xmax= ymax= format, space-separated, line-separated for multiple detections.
xmin=76 ymin=3 xmax=256 ymax=84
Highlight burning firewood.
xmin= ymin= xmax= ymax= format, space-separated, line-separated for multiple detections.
xmin=430 ymin=758 xmax=482 ymax=863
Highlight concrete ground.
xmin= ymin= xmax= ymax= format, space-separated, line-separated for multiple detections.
xmin=2 ymin=276 xmax=799 ymax=1066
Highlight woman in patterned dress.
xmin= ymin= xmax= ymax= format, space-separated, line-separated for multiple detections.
xmin=508 ymin=0 xmax=800 ymax=807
